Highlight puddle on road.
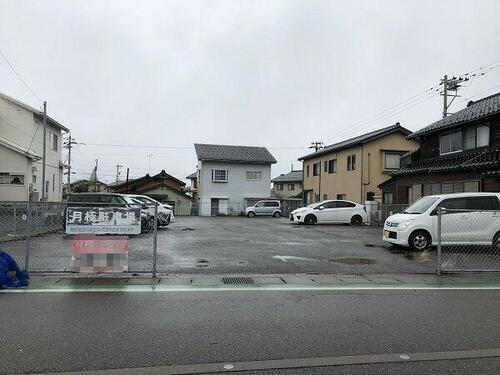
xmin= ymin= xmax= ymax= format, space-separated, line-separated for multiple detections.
xmin=328 ymin=257 xmax=377 ymax=265
xmin=196 ymin=259 xmax=209 ymax=267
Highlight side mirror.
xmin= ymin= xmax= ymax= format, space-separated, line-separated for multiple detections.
xmin=318 ymin=206 xmax=324 ymax=210
xmin=142 ymin=204 xmax=149 ymax=210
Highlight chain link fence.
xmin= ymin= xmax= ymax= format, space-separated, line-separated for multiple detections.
xmin=1 ymin=201 xmax=157 ymax=274
xmin=368 ymin=203 xmax=408 ymax=226
xmin=174 ymin=199 xmax=302 ymax=217
xmin=437 ymin=208 xmax=500 ymax=273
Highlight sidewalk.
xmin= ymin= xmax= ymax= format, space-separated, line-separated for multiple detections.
xmin=3 ymin=272 xmax=500 ymax=292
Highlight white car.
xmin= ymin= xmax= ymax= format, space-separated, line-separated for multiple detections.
xmin=126 ymin=194 xmax=174 ymax=226
xmin=383 ymin=192 xmax=500 ymax=251
xmin=289 ymin=200 xmax=367 ymax=225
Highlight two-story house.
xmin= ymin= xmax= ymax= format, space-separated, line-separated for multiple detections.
xmin=185 ymin=171 xmax=198 ymax=199
xmin=299 ymin=123 xmax=419 ymax=205
xmin=380 ymin=93 xmax=500 ymax=204
xmin=0 ymin=92 xmax=69 ymax=201
xmin=271 ymin=170 xmax=303 ymax=199
xmin=194 ymin=143 xmax=277 ymax=216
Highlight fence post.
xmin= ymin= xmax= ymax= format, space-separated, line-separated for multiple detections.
xmin=152 ymin=202 xmax=158 ymax=278
xmin=437 ymin=206 xmax=442 ymax=276
xmin=12 ymin=205 xmax=17 ymax=235
xmin=24 ymin=201 xmax=32 ymax=272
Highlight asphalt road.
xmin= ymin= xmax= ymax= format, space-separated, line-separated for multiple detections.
xmin=1 ymin=288 xmax=499 ymax=374
xmin=6 ymin=216 xmax=436 ymax=274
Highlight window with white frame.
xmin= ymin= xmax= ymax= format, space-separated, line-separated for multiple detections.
xmin=0 ymin=173 xmax=25 ymax=185
xmin=347 ymin=154 xmax=356 ymax=171
xmin=383 ymin=192 xmax=394 ymax=204
xmin=47 ymin=131 xmax=58 ymax=152
xmin=211 ymin=169 xmax=228 ymax=182
xmin=312 ymin=162 xmax=321 ymax=176
xmin=246 ymin=171 xmax=262 ymax=180
xmin=277 ymin=183 xmax=284 ymax=190
xmin=288 ymin=183 xmax=294 ymax=191
xmin=464 ymin=125 xmax=490 ymax=150
xmin=384 ymin=152 xmax=401 ymax=169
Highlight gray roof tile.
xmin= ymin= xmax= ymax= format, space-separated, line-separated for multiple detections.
xmin=299 ymin=123 xmax=411 ymax=161
xmin=271 ymin=170 xmax=303 ymax=182
xmin=409 ymin=92 xmax=500 ymax=138
xmin=194 ymin=143 xmax=277 ymax=164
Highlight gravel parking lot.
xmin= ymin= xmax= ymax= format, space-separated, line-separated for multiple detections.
xmin=5 ymin=216 xmax=437 ymax=274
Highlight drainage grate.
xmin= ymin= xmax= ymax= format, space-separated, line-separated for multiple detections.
xmin=222 ymin=277 xmax=255 ymax=285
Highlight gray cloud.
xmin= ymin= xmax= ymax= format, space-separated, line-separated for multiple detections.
xmin=1 ymin=0 xmax=500 ymax=182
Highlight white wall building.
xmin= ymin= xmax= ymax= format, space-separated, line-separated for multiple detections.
xmin=0 ymin=92 xmax=69 ymax=201
xmin=194 ymin=143 xmax=277 ymax=216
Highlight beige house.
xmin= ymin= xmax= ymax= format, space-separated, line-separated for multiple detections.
xmin=299 ymin=123 xmax=419 ymax=204
xmin=0 ymin=92 xmax=68 ymax=202
xmin=271 ymin=170 xmax=303 ymax=199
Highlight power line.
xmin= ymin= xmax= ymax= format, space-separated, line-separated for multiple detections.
xmin=0 ymin=47 xmax=42 ymax=102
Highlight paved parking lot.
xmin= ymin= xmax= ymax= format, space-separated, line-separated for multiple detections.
xmin=155 ymin=216 xmax=436 ymax=274
xmin=5 ymin=216 xmax=436 ymax=274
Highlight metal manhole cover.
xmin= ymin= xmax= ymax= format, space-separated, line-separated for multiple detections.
xmin=222 ymin=277 xmax=255 ymax=285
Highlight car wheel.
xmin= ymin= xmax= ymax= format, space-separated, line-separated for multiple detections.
xmin=247 ymin=211 xmax=255 ymax=218
xmin=273 ymin=211 xmax=280 ymax=218
xmin=409 ymin=230 xmax=431 ymax=251
xmin=304 ymin=214 xmax=317 ymax=225
xmin=493 ymin=231 xmax=500 ymax=250
xmin=350 ymin=215 xmax=363 ymax=226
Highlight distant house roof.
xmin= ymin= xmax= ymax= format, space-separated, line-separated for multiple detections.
xmin=298 ymin=123 xmax=411 ymax=161
xmin=113 ymin=170 xmax=186 ymax=190
xmin=271 ymin=170 xmax=303 ymax=183
xmin=194 ymin=143 xmax=277 ymax=164
xmin=186 ymin=171 xmax=197 ymax=179
xmin=389 ymin=146 xmax=500 ymax=177
xmin=408 ymin=92 xmax=500 ymax=139
xmin=0 ymin=91 xmax=69 ymax=132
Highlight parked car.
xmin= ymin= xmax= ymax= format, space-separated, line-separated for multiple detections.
xmin=245 ymin=200 xmax=282 ymax=218
xmin=289 ymin=200 xmax=367 ymax=225
xmin=382 ymin=193 xmax=500 ymax=251
xmin=125 ymin=194 xmax=174 ymax=226
xmin=66 ymin=192 xmax=154 ymax=233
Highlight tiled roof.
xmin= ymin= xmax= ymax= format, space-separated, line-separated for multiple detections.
xmin=298 ymin=123 xmax=411 ymax=161
xmin=186 ymin=171 xmax=197 ymax=179
xmin=194 ymin=143 xmax=277 ymax=164
xmin=391 ymin=146 xmax=500 ymax=176
xmin=409 ymin=92 xmax=500 ymax=139
xmin=271 ymin=170 xmax=303 ymax=182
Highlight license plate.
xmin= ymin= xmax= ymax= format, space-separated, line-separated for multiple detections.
xmin=384 ymin=230 xmax=390 ymax=238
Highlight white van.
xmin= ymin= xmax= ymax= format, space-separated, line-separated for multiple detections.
xmin=382 ymin=192 xmax=500 ymax=250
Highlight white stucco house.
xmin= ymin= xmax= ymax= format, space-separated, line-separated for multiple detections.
xmin=194 ymin=143 xmax=277 ymax=216
xmin=0 ymin=92 xmax=69 ymax=201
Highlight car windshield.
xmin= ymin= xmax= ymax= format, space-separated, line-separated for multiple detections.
xmin=307 ymin=203 xmax=320 ymax=208
xmin=403 ymin=196 xmax=440 ymax=214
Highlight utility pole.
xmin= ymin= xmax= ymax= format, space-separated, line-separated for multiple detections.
xmin=115 ymin=164 xmax=123 ymax=185
xmin=309 ymin=141 xmax=324 ymax=152
xmin=440 ymin=74 xmax=463 ymax=118
xmin=94 ymin=159 xmax=98 ymax=192
xmin=147 ymin=153 xmax=153 ymax=173
xmin=125 ymin=168 xmax=130 ymax=193
xmin=41 ymin=101 xmax=47 ymax=201
xmin=63 ymin=134 xmax=82 ymax=194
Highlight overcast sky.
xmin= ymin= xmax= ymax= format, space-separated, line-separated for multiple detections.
xmin=1 ymin=0 xmax=500 ymax=184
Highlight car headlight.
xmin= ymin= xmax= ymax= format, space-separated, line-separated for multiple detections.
xmin=397 ymin=219 xmax=415 ymax=231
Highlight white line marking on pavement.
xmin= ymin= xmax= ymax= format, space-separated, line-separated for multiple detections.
xmin=1 ymin=284 xmax=500 ymax=293
xmin=30 ymin=348 xmax=500 ymax=374
xmin=272 ymin=255 xmax=318 ymax=262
